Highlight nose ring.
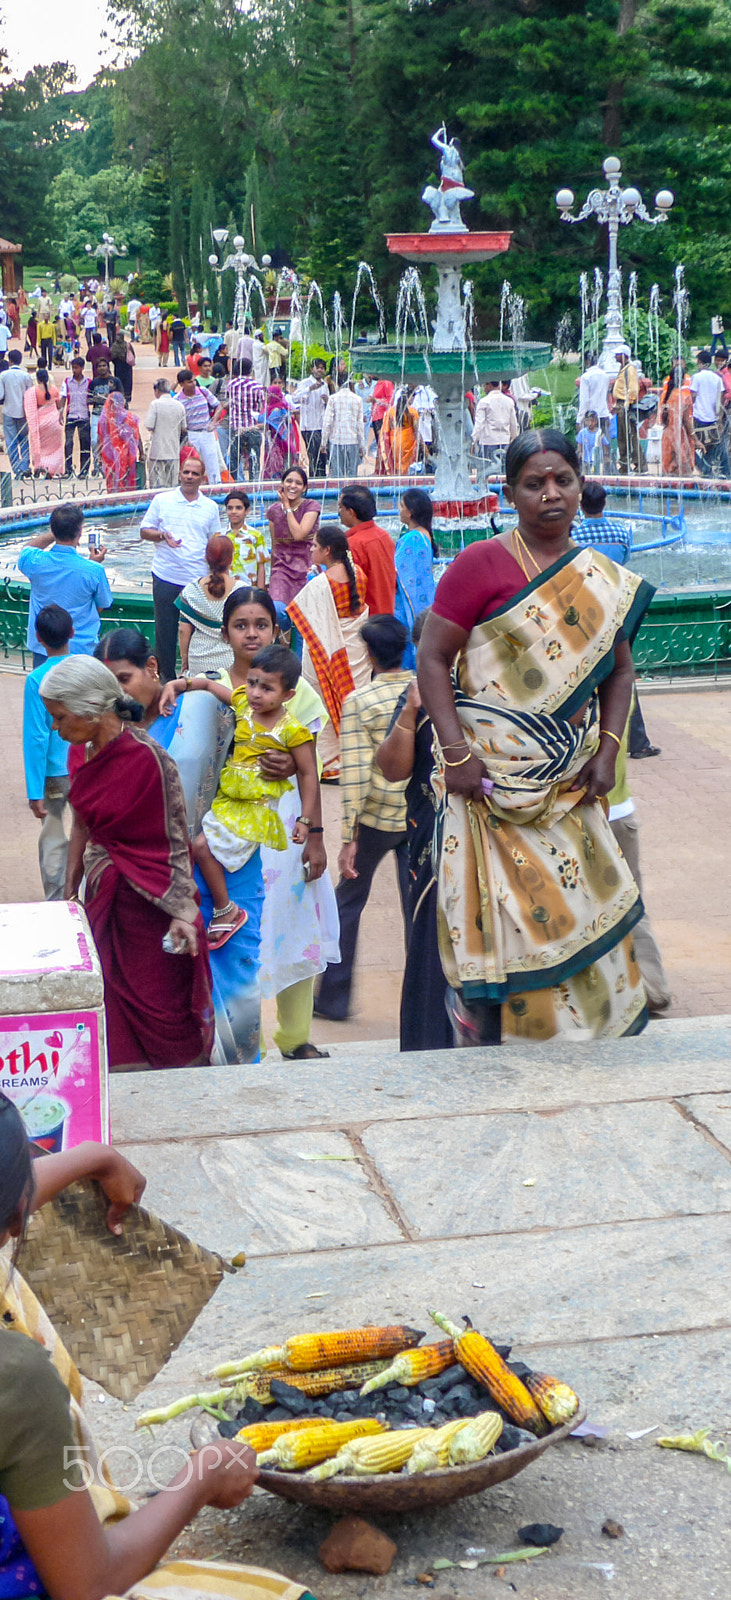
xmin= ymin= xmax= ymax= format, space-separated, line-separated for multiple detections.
xmin=541 ymin=494 xmax=548 ymax=502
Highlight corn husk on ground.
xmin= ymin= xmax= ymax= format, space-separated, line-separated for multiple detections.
xmin=212 ymin=1325 xmax=423 ymax=1377
xmin=428 ymin=1310 xmax=547 ymax=1436
xmin=308 ymin=1427 xmax=433 ymax=1480
xmin=257 ymin=1418 xmax=385 ymax=1470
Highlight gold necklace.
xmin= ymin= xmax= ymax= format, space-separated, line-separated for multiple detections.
xmin=511 ymin=527 xmax=542 ymax=580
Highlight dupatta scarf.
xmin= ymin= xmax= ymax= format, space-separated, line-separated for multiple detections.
xmin=287 ymin=568 xmax=370 ymax=778
xmin=435 ymin=544 xmax=655 ymax=1042
xmin=98 ymin=392 xmax=140 ymax=490
xmin=70 ymin=728 xmax=213 ymax=1068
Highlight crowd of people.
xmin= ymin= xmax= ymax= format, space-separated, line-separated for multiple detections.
xmin=576 ymin=340 xmax=731 ymax=479
xmin=19 ymin=408 xmax=673 ymax=1080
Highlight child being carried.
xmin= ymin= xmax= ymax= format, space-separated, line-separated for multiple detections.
xmin=192 ymin=644 xmax=318 ymax=949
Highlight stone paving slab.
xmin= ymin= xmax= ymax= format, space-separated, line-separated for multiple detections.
xmin=121 ymin=1129 xmax=403 ymax=1257
xmin=111 ymin=1017 xmax=731 ymax=1143
xmin=677 ymin=1091 xmax=731 ymax=1157
xmin=360 ymin=1100 xmax=731 ymax=1236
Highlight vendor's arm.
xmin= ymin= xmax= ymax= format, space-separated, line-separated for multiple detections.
xmin=417 ymin=611 xmax=486 ymax=800
xmin=377 ymin=680 xmax=419 ymax=782
xmin=13 ymin=1441 xmax=258 ymax=1600
xmin=31 ymin=1145 xmax=145 ymax=1233
xmin=570 ymin=634 xmax=635 ymax=804
xmin=64 ymin=811 xmax=88 ymax=898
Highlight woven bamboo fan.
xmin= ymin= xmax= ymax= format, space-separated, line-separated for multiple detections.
xmin=22 ymin=1178 xmax=232 ymax=1401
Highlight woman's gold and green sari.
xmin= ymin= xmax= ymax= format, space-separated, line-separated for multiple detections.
xmin=434 ymin=545 xmax=655 ymax=1042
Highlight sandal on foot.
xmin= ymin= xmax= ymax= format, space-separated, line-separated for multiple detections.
xmin=207 ymin=903 xmax=248 ymax=950
xmin=281 ymin=1042 xmax=331 ymax=1060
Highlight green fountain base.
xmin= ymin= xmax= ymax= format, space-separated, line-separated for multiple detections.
xmin=350 ymin=341 xmax=552 ymax=381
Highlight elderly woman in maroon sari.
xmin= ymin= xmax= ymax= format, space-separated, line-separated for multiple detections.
xmin=40 ymin=656 xmax=214 ymax=1070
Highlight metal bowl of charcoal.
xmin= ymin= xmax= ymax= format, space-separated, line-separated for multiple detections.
xmin=190 ymin=1362 xmax=585 ymax=1513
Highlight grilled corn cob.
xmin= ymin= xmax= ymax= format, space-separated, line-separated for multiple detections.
xmin=428 ymin=1311 xmax=547 ymax=1436
xmin=257 ymin=1418 xmax=385 ymax=1470
xmin=215 ymin=1325 xmax=423 ymax=1376
xmin=233 ymin=1358 xmax=393 ymax=1404
xmin=234 ymin=1417 xmax=324 ymax=1450
xmin=360 ymin=1340 xmax=456 ymax=1395
xmin=523 ymin=1371 xmax=579 ymax=1426
xmin=406 ymin=1418 xmax=471 ymax=1474
xmin=308 ymin=1426 xmax=432 ymax=1480
xmin=448 ymin=1409 xmax=504 ymax=1465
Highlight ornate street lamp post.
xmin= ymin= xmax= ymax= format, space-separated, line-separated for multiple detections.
xmin=555 ymin=157 xmax=674 ymax=370
xmin=208 ymin=230 xmax=269 ymax=334
xmin=85 ymin=232 xmax=123 ymax=291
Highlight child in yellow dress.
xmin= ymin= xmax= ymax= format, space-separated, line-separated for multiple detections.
xmin=191 ymin=644 xmax=318 ymax=948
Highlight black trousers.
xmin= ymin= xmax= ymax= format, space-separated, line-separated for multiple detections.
xmin=152 ymin=574 xmax=183 ymax=682
xmin=316 ymin=823 xmax=411 ymax=1019
xmin=303 ymin=428 xmax=324 ymax=476
xmin=64 ymin=418 xmax=91 ymax=475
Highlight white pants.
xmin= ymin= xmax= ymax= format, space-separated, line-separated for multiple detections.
xmin=188 ymin=429 xmax=221 ymax=484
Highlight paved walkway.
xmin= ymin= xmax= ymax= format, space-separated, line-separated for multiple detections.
xmin=2 ymin=675 xmax=730 ymax=1042
xmin=77 ymin=1020 xmax=731 ymax=1597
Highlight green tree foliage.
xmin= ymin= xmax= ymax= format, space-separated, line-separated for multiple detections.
xmin=48 ymin=165 xmax=153 ymax=266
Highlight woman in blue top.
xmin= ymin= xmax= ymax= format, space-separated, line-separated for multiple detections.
xmin=394 ymin=487 xmax=437 ymax=669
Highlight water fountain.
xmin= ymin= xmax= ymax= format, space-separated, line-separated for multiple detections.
xmin=348 ymin=126 xmax=551 ymax=533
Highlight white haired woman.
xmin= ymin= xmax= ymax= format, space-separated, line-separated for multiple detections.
xmin=40 ymin=656 xmax=214 ymax=1070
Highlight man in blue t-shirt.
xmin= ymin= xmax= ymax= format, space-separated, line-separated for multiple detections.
xmin=22 ymin=603 xmax=73 ymax=899
xmin=18 ymin=503 xmax=113 ymax=665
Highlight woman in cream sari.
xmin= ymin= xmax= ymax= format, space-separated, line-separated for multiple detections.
xmin=287 ymin=523 xmax=370 ymax=780
xmin=418 ymin=428 xmax=655 ymax=1046
xmin=0 ymin=1099 xmax=318 ymax=1600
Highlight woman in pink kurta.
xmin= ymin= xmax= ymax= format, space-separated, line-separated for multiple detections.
xmin=24 ymin=368 xmax=64 ymax=476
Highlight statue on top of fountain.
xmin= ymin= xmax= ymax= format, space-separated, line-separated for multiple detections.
xmin=422 ymin=125 xmax=475 ymax=233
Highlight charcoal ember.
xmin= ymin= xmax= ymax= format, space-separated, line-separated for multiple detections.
xmin=268 ymin=1380 xmax=313 ymax=1415
xmin=464 ymin=1399 xmax=487 ymax=1417
xmin=311 ymin=1400 xmax=333 ymax=1417
xmin=403 ymin=1398 xmax=425 ymax=1420
xmin=421 ymin=1397 xmax=436 ymax=1415
xmin=429 ymin=1364 xmax=471 ymax=1394
xmin=430 ymin=1411 xmax=448 ymax=1428
xmin=519 ymin=1522 xmax=563 ymax=1547
xmin=388 ymin=1386 xmax=410 ymax=1403
xmin=442 ymin=1383 xmax=475 ymax=1406
xmin=419 ymin=1378 xmax=448 ymax=1397
xmin=337 ymin=1390 xmax=360 ymax=1408
xmin=217 ymin=1418 xmax=242 ymax=1438
xmin=332 ymin=1411 xmax=353 ymax=1423
xmin=266 ymin=1406 xmax=294 ymax=1421
xmin=508 ymin=1360 xmax=532 ymax=1379
xmin=236 ymin=1397 xmax=267 ymax=1425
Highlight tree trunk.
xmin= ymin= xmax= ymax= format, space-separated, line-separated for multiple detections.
xmin=602 ymin=0 xmax=640 ymax=146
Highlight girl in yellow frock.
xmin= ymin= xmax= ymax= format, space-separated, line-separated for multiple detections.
xmin=191 ymin=644 xmax=318 ymax=948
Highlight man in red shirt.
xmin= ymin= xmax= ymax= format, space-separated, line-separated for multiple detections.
xmin=339 ymin=485 xmax=396 ymax=614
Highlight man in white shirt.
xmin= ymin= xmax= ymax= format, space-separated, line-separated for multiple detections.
xmin=81 ymin=303 xmax=98 ymax=349
xmin=690 ymin=348 xmax=724 ymax=476
xmin=126 ymin=297 xmax=142 ymax=341
xmin=509 ymin=372 xmax=533 ymax=429
xmin=144 ymin=379 xmax=188 ymax=490
xmin=0 ymin=322 xmax=10 ymax=357
xmin=58 ymin=295 xmax=75 ymax=320
xmin=471 ymin=381 xmax=518 ymax=469
xmin=292 ymin=359 xmax=330 ymax=473
xmin=0 ymin=351 xmax=33 ymax=475
xmin=140 ymin=455 xmax=221 ymax=680
xmin=577 ymin=359 xmax=611 ymax=431
xmin=321 ymin=377 xmax=365 ymax=478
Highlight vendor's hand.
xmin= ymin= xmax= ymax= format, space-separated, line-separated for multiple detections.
xmin=258 ymin=748 xmax=296 ymax=779
xmin=168 ymin=916 xmax=199 ymax=956
xmin=444 ymin=750 xmax=487 ymax=802
xmin=302 ymin=830 xmax=327 ymax=882
xmin=197 ymin=1440 xmax=258 ymax=1509
xmin=161 ymin=528 xmax=182 ymax=549
xmin=570 ymin=746 xmax=617 ymax=805
xmin=89 ymin=545 xmax=107 ymax=563
xmin=338 ymin=840 xmax=358 ymax=880
xmin=92 ymin=1148 xmax=146 ymax=1234
xmin=29 ymin=799 xmax=47 ymax=820
xmin=159 ymin=679 xmax=182 ymax=715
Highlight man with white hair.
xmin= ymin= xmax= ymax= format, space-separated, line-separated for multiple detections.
xmin=577 ymin=357 xmax=611 ymax=434
xmin=144 ymin=378 xmax=187 ymax=489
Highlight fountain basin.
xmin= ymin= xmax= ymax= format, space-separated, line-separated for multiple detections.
xmin=386 ymin=231 xmax=512 ymax=263
xmin=349 ymin=341 xmax=552 ymax=381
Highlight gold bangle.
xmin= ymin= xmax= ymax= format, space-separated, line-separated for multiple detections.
xmin=395 ymin=719 xmax=415 ymax=733
xmin=444 ymin=750 xmax=473 ymax=768
xmin=601 ymin=728 xmax=622 ymax=747
xmin=442 ymin=740 xmax=469 ymax=751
